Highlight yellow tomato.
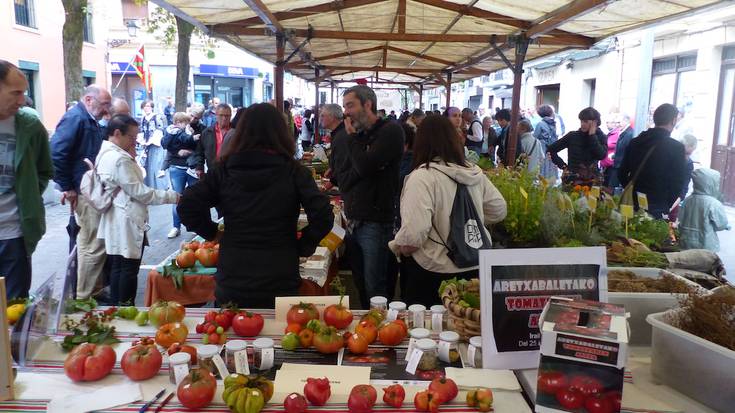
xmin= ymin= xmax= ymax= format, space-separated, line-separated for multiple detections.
xmin=7 ymin=303 xmax=26 ymax=325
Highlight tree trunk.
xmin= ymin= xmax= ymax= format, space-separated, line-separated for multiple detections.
xmin=175 ymin=17 xmax=194 ymax=111
xmin=61 ymin=0 xmax=86 ymax=103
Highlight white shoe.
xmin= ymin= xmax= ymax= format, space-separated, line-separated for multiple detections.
xmin=167 ymin=228 xmax=180 ymax=238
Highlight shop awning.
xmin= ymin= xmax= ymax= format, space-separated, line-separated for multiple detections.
xmin=151 ymin=0 xmax=729 ymax=88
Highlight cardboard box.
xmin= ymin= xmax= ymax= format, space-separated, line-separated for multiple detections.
xmin=535 ymin=297 xmax=629 ymax=413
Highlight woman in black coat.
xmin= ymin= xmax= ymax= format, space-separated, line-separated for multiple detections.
xmin=177 ymin=103 xmax=334 ymax=308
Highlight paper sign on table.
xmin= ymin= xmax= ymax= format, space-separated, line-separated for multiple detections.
xmin=587 ymin=196 xmax=598 ymax=211
xmin=275 ymin=296 xmax=347 ymax=322
xmin=444 ymin=367 xmax=521 ymax=391
xmin=620 ymin=204 xmax=634 ymax=218
xmin=274 ymin=364 xmax=370 ymax=402
xmin=47 ymin=382 xmax=142 ymax=413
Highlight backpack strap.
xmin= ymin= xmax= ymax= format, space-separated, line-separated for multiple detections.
xmin=425 ymin=166 xmax=457 ymax=248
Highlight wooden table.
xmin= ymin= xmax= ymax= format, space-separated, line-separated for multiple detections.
xmin=144 ymin=259 xmax=338 ymax=306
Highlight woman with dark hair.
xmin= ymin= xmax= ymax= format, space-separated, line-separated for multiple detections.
xmin=177 ymin=103 xmax=334 ymax=307
xmin=546 ymin=107 xmax=607 ymax=186
xmin=389 ymin=115 xmax=507 ymax=306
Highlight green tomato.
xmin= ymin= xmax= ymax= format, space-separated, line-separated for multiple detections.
xmin=134 ymin=311 xmax=149 ymax=326
xmin=216 ymin=326 xmax=224 ymax=335
xmin=118 ymin=306 xmax=139 ymax=320
xmin=202 ymin=334 xmax=210 ymax=344
xmin=281 ymin=332 xmax=300 ymax=351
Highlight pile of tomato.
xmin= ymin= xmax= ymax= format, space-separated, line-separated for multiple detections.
xmin=538 ymin=371 xmax=622 ymax=413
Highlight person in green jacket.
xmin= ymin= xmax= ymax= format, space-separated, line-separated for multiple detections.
xmin=0 ymin=60 xmax=53 ymax=298
xmin=678 ymin=168 xmax=731 ymax=252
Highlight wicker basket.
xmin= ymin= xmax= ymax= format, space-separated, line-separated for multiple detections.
xmin=441 ymin=278 xmax=482 ymax=340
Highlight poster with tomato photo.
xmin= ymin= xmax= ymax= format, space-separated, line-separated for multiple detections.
xmin=536 ymin=356 xmax=623 ymax=413
xmin=263 ymin=348 xmax=340 ymax=380
xmin=341 ymin=347 xmax=462 ymax=382
xmin=478 ymin=247 xmax=607 ymax=369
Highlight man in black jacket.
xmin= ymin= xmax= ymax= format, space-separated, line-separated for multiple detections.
xmin=320 ymin=104 xmax=348 ymax=187
xmin=194 ymin=103 xmax=231 ymax=175
xmin=341 ymin=85 xmax=404 ymax=305
xmin=619 ymin=104 xmax=687 ymax=219
xmin=608 ymin=113 xmax=633 ymax=188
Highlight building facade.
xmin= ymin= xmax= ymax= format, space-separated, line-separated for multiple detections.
xmin=1 ymin=0 xmax=109 ymax=130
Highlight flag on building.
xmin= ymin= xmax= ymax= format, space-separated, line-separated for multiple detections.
xmin=132 ymin=45 xmax=152 ymax=94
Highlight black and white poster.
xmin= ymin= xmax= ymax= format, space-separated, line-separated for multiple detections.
xmin=479 ymin=247 xmax=607 ymax=369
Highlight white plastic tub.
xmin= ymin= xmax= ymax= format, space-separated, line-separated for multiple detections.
xmin=647 ymin=311 xmax=735 ymax=412
xmin=608 ymin=267 xmax=701 ymax=345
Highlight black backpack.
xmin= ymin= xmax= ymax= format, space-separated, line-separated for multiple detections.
xmin=429 ymin=168 xmax=492 ymax=268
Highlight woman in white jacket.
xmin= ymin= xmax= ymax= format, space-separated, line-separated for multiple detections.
xmin=390 ymin=115 xmax=507 ymax=306
xmin=96 ymin=115 xmax=179 ymax=305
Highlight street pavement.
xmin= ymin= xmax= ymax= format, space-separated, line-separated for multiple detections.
xmin=30 ymin=188 xmax=735 ymax=305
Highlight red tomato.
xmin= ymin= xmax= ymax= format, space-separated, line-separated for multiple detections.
xmin=283 ymin=393 xmax=308 ymax=413
xmin=231 ymin=311 xmax=264 ymax=337
xmin=360 ymin=310 xmax=384 ymax=327
xmin=347 ymin=332 xmax=369 ymax=354
xmin=177 ymin=368 xmax=216 ymax=409
xmin=298 ymin=329 xmax=314 ymax=347
xmin=148 ymin=300 xmax=186 ymax=327
xmin=348 ymin=387 xmax=375 ymax=413
xmin=414 ymin=390 xmax=442 ymax=412
xmin=377 ymin=322 xmax=405 ymax=346
xmin=604 ymin=390 xmax=622 ymax=411
xmin=585 ymin=393 xmax=615 ymax=413
xmin=287 ymin=302 xmax=319 ymax=326
xmin=155 ymin=322 xmax=189 ymax=348
xmin=313 ymin=326 xmax=344 ymax=354
xmin=568 ymin=375 xmax=604 ymax=396
xmin=167 ymin=343 xmax=198 ymax=361
xmin=204 ymin=310 xmax=217 ymax=323
xmin=195 ymin=247 xmax=219 ymax=267
xmin=121 ymin=344 xmax=162 ymax=381
xmin=183 ymin=241 xmax=200 ymax=251
xmin=383 ymin=384 xmax=406 ymax=408
xmin=351 ymin=384 xmax=377 ymax=405
xmin=555 ymin=388 xmax=585 ymax=410
xmin=200 ymin=241 xmax=217 ymax=249
xmin=537 ymin=371 xmax=569 ymax=395
xmin=304 ymin=377 xmax=331 ymax=406
xmin=64 ymin=343 xmax=116 ymax=382
xmin=324 ymin=303 xmax=354 ymax=330
xmin=215 ymin=313 xmax=231 ymax=330
xmin=176 ymin=250 xmax=196 ymax=268
xmin=393 ymin=318 xmax=408 ymax=335
xmin=428 ymin=376 xmax=459 ymax=403
xmin=355 ymin=320 xmax=378 ymax=344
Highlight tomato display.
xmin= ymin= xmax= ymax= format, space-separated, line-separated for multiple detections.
xmin=414 ymin=389 xmax=442 ymax=412
xmin=167 ymin=343 xmax=198 ymax=361
xmin=538 ymin=371 xmax=569 ymax=395
xmin=348 ymin=390 xmax=374 ymax=413
xmin=121 ymin=344 xmax=162 ymax=381
xmin=176 ymin=249 xmax=196 ymax=268
xmin=347 ymin=332 xmax=369 ymax=354
xmin=177 ymin=368 xmax=217 ymax=409
xmin=324 ymin=303 xmax=353 ymax=330
xmin=287 ymin=302 xmax=319 ymax=326
xmin=155 ymin=322 xmax=189 ymax=348
xmin=313 ymin=326 xmax=344 ymax=354
xmin=428 ymin=376 xmax=458 ymax=403
xmin=298 ymin=329 xmax=314 ymax=348
xmin=195 ymin=247 xmax=219 ymax=267
xmin=304 ymin=377 xmax=331 ymax=406
xmin=63 ymin=343 xmax=116 ymax=382
xmin=351 ymin=384 xmax=377 ymax=405
xmin=283 ymin=393 xmax=308 ymax=413
xmin=466 ymin=387 xmax=494 ymax=412
xmin=232 ymin=311 xmax=264 ymax=337
xmin=355 ymin=320 xmax=378 ymax=344
xmin=377 ymin=321 xmax=405 ymax=346
xmin=382 ymin=384 xmax=405 ymax=408
xmin=148 ymin=300 xmax=186 ymax=327
xmin=285 ymin=323 xmax=302 ymax=334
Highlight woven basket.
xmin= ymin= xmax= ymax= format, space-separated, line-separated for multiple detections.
xmin=441 ymin=279 xmax=481 ymax=340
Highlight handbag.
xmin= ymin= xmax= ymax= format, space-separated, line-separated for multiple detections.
xmin=620 ymin=144 xmax=658 ymax=206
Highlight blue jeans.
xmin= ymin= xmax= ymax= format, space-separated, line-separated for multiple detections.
xmin=169 ymin=167 xmax=198 ymax=229
xmin=0 ymin=237 xmax=32 ymax=299
xmin=351 ymin=221 xmax=394 ymax=303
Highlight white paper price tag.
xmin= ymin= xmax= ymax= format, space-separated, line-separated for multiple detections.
xmin=413 ymin=312 xmax=424 ymax=329
xmin=386 ymin=309 xmax=398 ymax=321
xmin=431 ymin=313 xmax=443 ymax=332
xmin=212 ymin=354 xmax=230 ymax=379
xmin=173 ymin=363 xmax=189 ymax=385
xmin=438 ymin=340 xmax=451 ymax=363
xmin=466 ymin=345 xmax=477 ymax=368
xmin=259 ymin=348 xmax=274 ymax=370
xmin=234 ymin=350 xmax=250 ymax=375
xmin=405 ymin=338 xmax=417 ymax=361
xmin=405 ymin=349 xmax=423 ymax=375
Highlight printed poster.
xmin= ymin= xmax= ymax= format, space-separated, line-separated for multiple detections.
xmin=479 ymin=247 xmax=607 ymax=369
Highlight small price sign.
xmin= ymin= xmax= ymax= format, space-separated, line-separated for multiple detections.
xmin=620 ymin=204 xmax=634 ymax=219
xmin=637 ymin=192 xmax=649 ymax=211
xmin=590 ymin=186 xmax=601 ymax=198
xmin=587 ymin=196 xmax=598 ymax=211
xmin=519 ymin=187 xmax=528 ymax=199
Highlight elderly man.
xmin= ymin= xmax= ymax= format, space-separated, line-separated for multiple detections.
xmin=320 ymin=104 xmax=348 ymax=187
xmin=51 ymin=84 xmax=112 ymax=299
xmin=195 ymin=103 xmax=231 ymax=175
xmin=0 ymin=61 xmax=53 ymax=299
xmin=462 ymin=107 xmax=483 ymax=154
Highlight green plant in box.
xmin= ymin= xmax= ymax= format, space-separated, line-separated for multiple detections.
xmin=487 ymin=167 xmax=549 ymax=247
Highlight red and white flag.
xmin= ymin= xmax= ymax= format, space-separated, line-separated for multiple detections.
xmin=132 ymin=45 xmax=152 ymax=93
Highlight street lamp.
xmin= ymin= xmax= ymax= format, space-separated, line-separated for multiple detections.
xmin=126 ymin=20 xmax=139 ymax=38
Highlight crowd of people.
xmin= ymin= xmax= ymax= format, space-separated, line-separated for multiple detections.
xmin=0 ymin=58 xmax=730 ymax=309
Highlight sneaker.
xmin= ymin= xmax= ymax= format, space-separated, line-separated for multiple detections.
xmin=156 ymin=170 xmax=166 ymax=178
xmin=167 ymin=228 xmax=180 ymax=238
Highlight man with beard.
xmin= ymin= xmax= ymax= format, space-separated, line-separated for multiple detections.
xmin=341 ymin=86 xmax=404 ymax=305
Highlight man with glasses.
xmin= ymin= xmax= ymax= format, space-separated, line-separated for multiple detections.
xmin=51 ymin=84 xmax=112 ymax=299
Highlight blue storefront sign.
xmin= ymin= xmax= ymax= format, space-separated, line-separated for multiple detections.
xmin=110 ymin=61 xmax=137 ymax=74
xmin=198 ymin=64 xmax=259 ymax=78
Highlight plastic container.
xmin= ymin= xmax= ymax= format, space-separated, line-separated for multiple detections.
xmin=406 ymin=328 xmax=430 ymax=360
xmin=415 ymin=338 xmax=438 ymax=372
xmin=438 ymin=331 xmax=460 ymax=363
xmin=467 ymin=336 xmax=483 ymax=368
xmin=387 ymin=301 xmax=407 ymax=322
xmin=429 ymin=305 xmax=446 ymax=332
xmin=253 ymin=338 xmax=275 ymax=372
xmin=647 ymin=311 xmax=735 ymax=412
xmin=408 ymin=304 xmax=426 ymax=329
xmin=197 ymin=345 xmax=219 ymax=378
xmin=608 ymin=267 xmax=701 ymax=345
xmin=168 ymin=352 xmax=191 ymax=384
xmin=370 ymin=296 xmax=388 ymax=312
xmin=225 ymin=339 xmax=248 ymax=373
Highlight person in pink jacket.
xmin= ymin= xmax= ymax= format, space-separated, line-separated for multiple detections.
xmin=602 ymin=113 xmax=620 ymax=187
